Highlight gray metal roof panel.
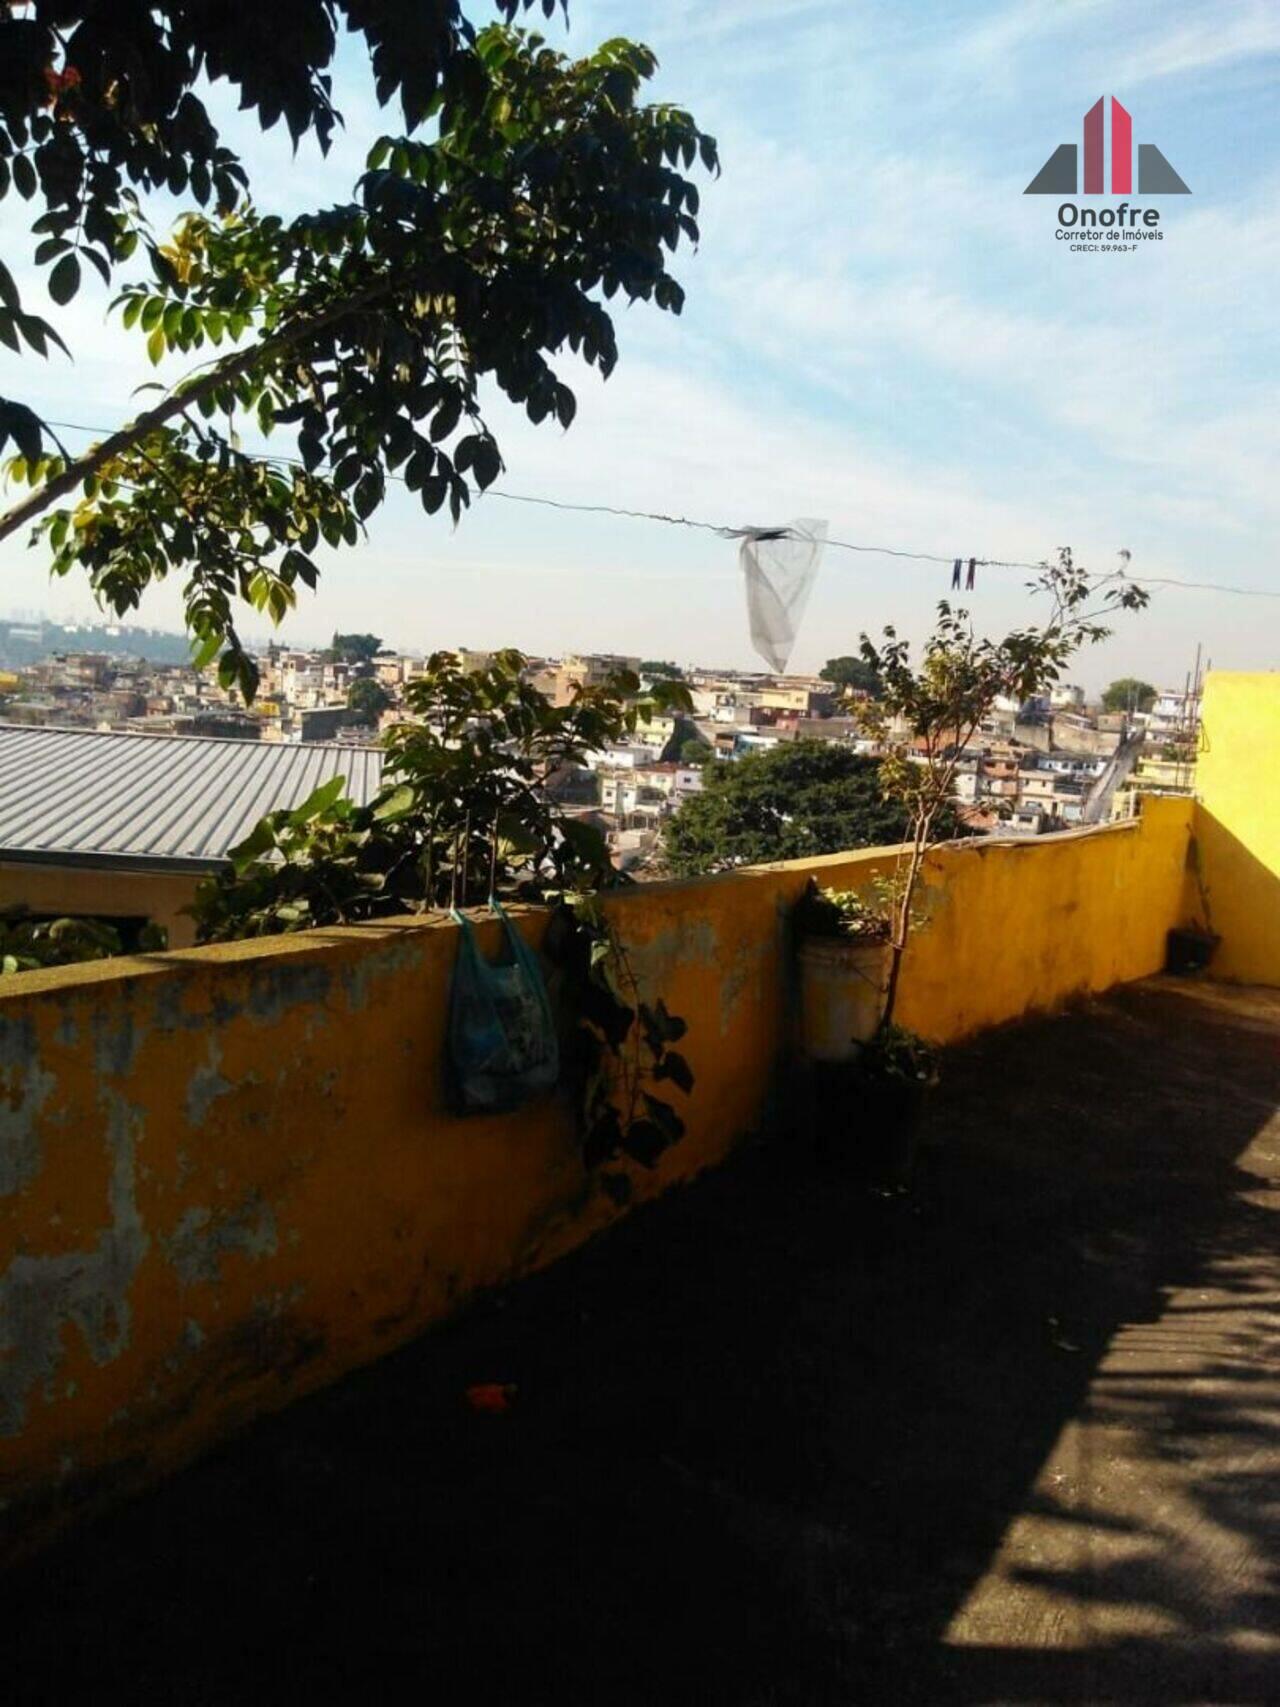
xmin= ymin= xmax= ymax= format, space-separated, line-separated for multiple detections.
xmin=0 ymin=724 xmax=385 ymax=866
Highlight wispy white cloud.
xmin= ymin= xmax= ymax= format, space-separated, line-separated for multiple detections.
xmin=1 ymin=0 xmax=1276 ymax=684
xmin=951 ymin=0 xmax=1112 ymax=77
xmin=1117 ymin=1 xmax=1280 ymax=87
xmin=948 ymin=0 xmax=1280 ymax=90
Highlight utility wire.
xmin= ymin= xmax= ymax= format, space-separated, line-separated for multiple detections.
xmin=32 ymin=416 xmax=1280 ymax=603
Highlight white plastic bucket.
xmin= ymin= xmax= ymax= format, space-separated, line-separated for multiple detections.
xmin=798 ymin=936 xmax=890 ymax=1063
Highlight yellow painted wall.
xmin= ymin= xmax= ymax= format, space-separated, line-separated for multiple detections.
xmin=893 ymin=797 xmax=1193 ymax=1038
xmin=0 ymin=860 xmax=203 ymax=948
xmin=0 ymin=802 xmax=1193 ymax=1554
xmin=1193 ymin=671 xmax=1280 ymax=985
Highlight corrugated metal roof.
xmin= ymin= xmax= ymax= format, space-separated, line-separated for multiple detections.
xmin=0 ymin=724 xmax=385 ymax=869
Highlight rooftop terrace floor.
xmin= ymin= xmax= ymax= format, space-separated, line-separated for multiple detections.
xmin=6 ymin=977 xmax=1279 ymax=1704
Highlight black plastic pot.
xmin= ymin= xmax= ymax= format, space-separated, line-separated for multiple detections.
xmin=808 ymin=1058 xmax=927 ymax=1189
xmin=856 ymin=1073 xmax=928 ymax=1190
xmin=1166 ymin=926 xmax=1220 ymax=975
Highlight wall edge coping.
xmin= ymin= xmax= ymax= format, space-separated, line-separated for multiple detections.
xmin=0 ymin=816 xmax=1162 ymax=1004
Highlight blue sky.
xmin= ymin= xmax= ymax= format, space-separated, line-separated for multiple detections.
xmin=2 ymin=0 xmax=1278 ymax=689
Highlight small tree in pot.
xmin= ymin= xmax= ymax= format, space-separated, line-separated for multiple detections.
xmin=853 ymin=548 xmax=1148 ymax=1035
xmin=793 ymin=872 xmax=940 ymax=1183
xmin=807 ymin=551 xmax=1148 ymax=1182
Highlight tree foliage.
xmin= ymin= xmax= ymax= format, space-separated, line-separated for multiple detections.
xmin=347 ymin=675 xmax=392 ymax=720
xmin=0 ymin=4 xmax=718 ymax=698
xmin=661 ymin=741 xmax=960 ymax=878
xmin=545 ymin=900 xmax=693 ymax=1182
xmin=1 ymin=908 xmax=164 ymax=973
xmin=190 ymin=648 xmax=693 ymax=939
xmin=1101 ymin=677 xmax=1157 ymax=714
xmin=853 ymin=549 xmax=1149 ymax=1027
xmin=187 ymin=645 xmax=697 ymax=1178
xmin=819 ymin=655 xmax=882 ymax=698
xmin=330 ymin=631 xmax=383 ymax=664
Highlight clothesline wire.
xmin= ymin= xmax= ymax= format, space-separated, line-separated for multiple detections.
xmin=30 ymin=416 xmax=1280 ymax=603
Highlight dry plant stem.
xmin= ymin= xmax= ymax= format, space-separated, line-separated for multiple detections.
xmin=883 ymin=807 xmax=936 ymax=1031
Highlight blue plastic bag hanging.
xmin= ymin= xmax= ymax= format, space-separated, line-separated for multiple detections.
xmin=447 ymin=900 xmax=559 ymax=1113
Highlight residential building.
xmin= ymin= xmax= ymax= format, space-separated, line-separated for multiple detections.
xmin=528 ymin=653 xmax=643 ymax=707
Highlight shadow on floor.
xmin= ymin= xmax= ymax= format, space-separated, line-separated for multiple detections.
xmin=5 ymin=978 xmax=1279 ymax=1704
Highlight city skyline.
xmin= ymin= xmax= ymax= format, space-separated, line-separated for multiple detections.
xmin=0 ymin=607 xmax=1196 ymax=701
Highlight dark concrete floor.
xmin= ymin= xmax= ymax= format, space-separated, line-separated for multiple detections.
xmin=5 ymin=978 xmax=1279 ymax=1705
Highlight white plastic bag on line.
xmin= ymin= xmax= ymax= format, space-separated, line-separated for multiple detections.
xmin=733 ymin=519 xmax=827 ymax=673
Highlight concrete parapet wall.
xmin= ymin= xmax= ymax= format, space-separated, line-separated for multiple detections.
xmin=0 ymin=798 xmax=1194 ymax=1551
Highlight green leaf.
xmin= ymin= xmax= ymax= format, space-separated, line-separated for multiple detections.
xmin=228 ymin=818 xmax=278 ymax=874
xmin=652 ymin=998 xmax=687 ymax=1042
xmin=621 ymin=1118 xmax=669 ymax=1169
xmin=372 ymin=784 xmax=415 ymax=822
xmin=146 ymin=323 xmax=166 ymax=365
xmin=48 ymin=253 xmax=80 ymax=305
xmin=287 ymin=775 xmax=347 ymax=826
xmin=653 ymin=1049 xmax=694 ymax=1095
xmin=472 ymin=438 xmax=501 ymax=490
xmin=0 ymin=401 xmax=43 ymax=465
xmin=640 ymin=1092 xmax=685 ymax=1143
xmin=190 ymin=631 xmax=222 ymax=671
xmin=150 ymin=247 xmax=179 ymax=290
xmin=559 ymin=818 xmax=608 ymax=869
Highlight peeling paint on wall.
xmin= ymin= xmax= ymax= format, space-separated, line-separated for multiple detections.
xmin=0 ymin=1017 xmax=54 ymax=1196
xmin=163 ymin=1194 xmax=278 ymax=1287
xmin=338 ymin=936 xmax=420 ymax=1012
xmin=717 ymin=938 xmax=769 ymax=1035
xmin=247 ymin=961 xmax=334 ymax=1025
xmin=184 ymin=1038 xmax=233 ymax=1129
xmin=93 ymin=1003 xmax=138 ymax=1078
xmin=0 ymin=1090 xmax=148 ymax=1435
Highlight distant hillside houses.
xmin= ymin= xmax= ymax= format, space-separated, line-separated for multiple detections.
xmin=0 ymin=635 xmax=1197 ymax=891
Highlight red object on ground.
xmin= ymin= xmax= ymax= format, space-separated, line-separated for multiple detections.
xmin=466 ymin=1383 xmax=516 ymax=1414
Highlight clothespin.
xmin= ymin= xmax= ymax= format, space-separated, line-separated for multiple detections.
xmin=951 ymin=558 xmax=962 ymax=590
xmin=966 ymin=556 xmax=976 ymax=590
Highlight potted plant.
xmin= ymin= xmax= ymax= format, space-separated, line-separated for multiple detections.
xmin=852 ymin=1023 xmax=940 ymax=1188
xmin=811 ymin=548 xmax=1149 ymax=1185
xmin=793 ymin=876 xmax=898 ymax=1062
xmin=793 ymin=877 xmax=936 ymax=1185
xmin=853 ymin=549 xmax=1148 ymax=1042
